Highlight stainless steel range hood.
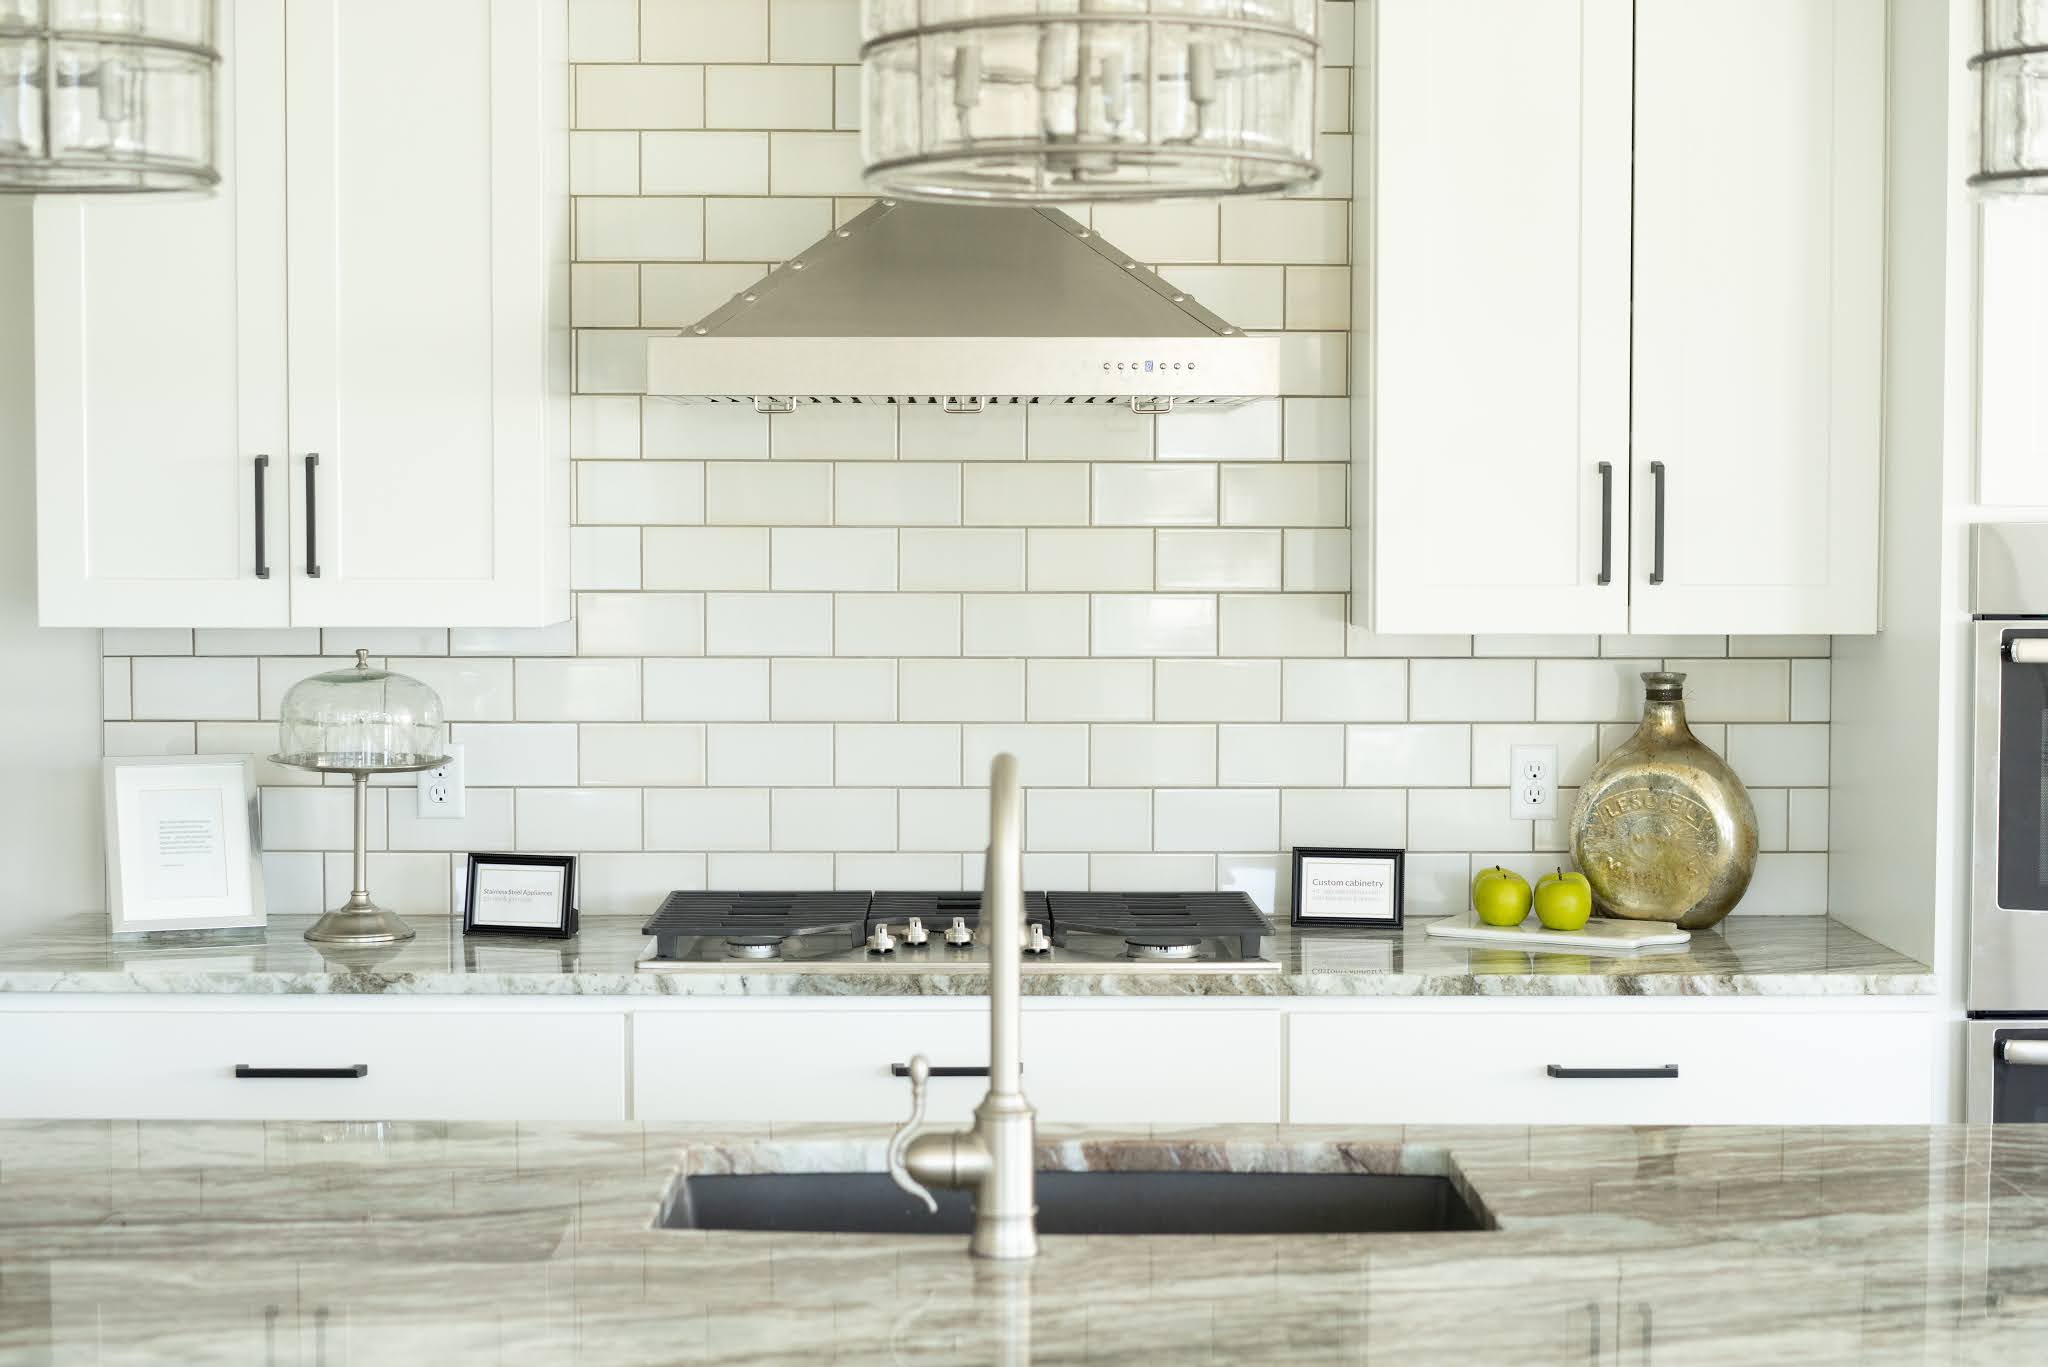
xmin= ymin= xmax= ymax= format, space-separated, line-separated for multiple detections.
xmin=644 ymin=200 xmax=1282 ymax=409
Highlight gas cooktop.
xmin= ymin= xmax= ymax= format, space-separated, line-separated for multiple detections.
xmin=636 ymin=890 xmax=1278 ymax=974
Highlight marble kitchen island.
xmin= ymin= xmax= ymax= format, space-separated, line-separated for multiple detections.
xmin=0 ymin=1117 xmax=2039 ymax=1364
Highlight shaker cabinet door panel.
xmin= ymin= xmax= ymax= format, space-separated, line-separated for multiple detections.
xmin=33 ymin=0 xmax=289 ymax=628
xmin=283 ymin=0 xmax=569 ymax=627
xmin=1628 ymin=0 xmax=1884 ymax=634
xmin=1366 ymin=0 xmax=1632 ymax=635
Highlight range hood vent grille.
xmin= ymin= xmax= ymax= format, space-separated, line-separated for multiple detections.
xmin=645 ymin=201 xmax=1283 ymax=406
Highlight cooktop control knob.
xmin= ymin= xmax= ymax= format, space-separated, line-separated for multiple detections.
xmin=944 ymin=916 xmax=975 ymax=947
xmin=1023 ymin=922 xmax=1054 ymax=955
xmin=865 ymin=924 xmax=899 ymax=954
xmin=901 ymin=916 xmax=930 ymax=946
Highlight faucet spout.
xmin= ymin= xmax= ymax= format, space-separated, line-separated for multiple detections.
xmin=888 ymin=752 xmax=1038 ymax=1260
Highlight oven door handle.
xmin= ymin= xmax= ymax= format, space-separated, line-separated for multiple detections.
xmin=2009 ymin=639 xmax=2048 ymax=665
xmin=2002 ymin=1040 xmax=2048 ymax=1066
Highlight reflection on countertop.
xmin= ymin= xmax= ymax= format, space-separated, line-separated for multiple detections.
xmin=0 ymin=911 xmax=1932 ymax=997
xmin=0 ymin=1118 xmax=2037 ymax=1363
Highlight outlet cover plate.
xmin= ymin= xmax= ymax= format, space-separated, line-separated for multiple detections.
xmin=416 ymin=742 xmax=465 ymax=820
xmin=1509 ymin=743 xmax=1557 ymax=820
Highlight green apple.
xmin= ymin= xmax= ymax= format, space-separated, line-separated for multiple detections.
xmin=1534 ymin=867 xmax=1593 ymax=931
xmin=1471 ymin=866 xmax=1532 ymax=927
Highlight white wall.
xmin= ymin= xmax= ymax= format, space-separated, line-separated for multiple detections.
xmin=0 ymin=199 xmax=104 ymax=920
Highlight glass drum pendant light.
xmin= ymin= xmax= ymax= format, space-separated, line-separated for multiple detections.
xmin=1975 ymin=0 xmax=2048 ymax=191
xmin=0 ymin=0 xmax=219 ymax=193
xmin=861 ymin=0 xmax=1320 ymax=203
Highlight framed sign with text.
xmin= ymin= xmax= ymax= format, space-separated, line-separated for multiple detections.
xmin=463 ymin=853 xmax=578 ymax=938
xmin=1289 ymin=846 xmax=1404 ymax=930
xmin=103 ymin=756 xmax=266 ymax=935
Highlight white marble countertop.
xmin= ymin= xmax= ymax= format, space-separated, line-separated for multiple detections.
xmin=0 ymin=1117 xmax=2036 ymax=1363
xmin=0 ymin=911 xmax=1933 ymax=997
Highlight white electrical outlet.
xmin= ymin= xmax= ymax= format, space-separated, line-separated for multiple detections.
xmin=1508 ymin=744 xmax=1557 ymax=820
xmin=416 ymin=742 xmax=465 ymax=820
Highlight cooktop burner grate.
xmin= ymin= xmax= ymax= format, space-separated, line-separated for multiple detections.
xmin=1046 ymin=891 xmax=1271 ymax=959
xmin=643 ymin=891 xmax=871 ymax=957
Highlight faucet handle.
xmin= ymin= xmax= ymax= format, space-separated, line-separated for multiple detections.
xmin=887 ymin=1054 xmax=939 ymax=1214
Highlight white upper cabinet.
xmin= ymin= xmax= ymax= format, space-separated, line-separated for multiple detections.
xmin=1976 ymin=200 xmax=2048 ymax=509
xmin=34 ymin=0 xmax=569 ymax=630
xmin=1630 ymin=0 xmax=1884 ymax=635
xmin=34 ymin=0 xmax=289 ymax=628
xmin=1363 ymin=0 xmax=1885 ymax=636
xmin=1367 ymin=0 xmax=1632 ymax=636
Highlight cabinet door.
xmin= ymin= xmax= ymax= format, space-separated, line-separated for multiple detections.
xmin=1630 ymin=0 xmax=1884 ymax=634
xmin=1366 ymin=0 xmax=1632 ymax=634
xmin=1977 ymin=200 xmax=2048 ymax=508
xmin=32 ymin=0 xmax=288 ymax=627
xmin=284 ymin=0 xmax=569 ymax=627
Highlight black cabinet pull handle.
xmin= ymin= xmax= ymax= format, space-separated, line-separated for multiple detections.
xmin=1596 ymin=461 xmax=1613 ymax=586
xmin=234 ymin=1064 xmax=368 ymax=1080
xmin=1547 ymin=1064 xmax=1678 ymax=1080
xmin=304 ymin=453 xmax=321 ymax=578
xmin=1648 ymin=460 xmax=1667 ymax=586
xmin=892 ymin=1063 xmax=991 ymax=1078
xmin=253 ymin=454 xmax=271 ymax=579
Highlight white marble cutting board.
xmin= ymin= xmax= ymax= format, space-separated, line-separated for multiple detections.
xmin=1425 ymin=917 xmax=1692 ymax=954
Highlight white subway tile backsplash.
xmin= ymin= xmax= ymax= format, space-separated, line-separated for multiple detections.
xmin=768 ymin=131 xmax=865 ymax=194
xmin=835 ymin=463 xmax=961 ymax=525
xmin=770 ymin=0 xmax=863 ymax=62
xmin=901 ymin=658 xmax=1024 ymax=722
xmin=578 ymin=852 xmax=709 ymax=913
xmin=1090 ymin=853 xmax=1216 ymax=891
xmin=1219 ymin=200 xmax=1347 ymax=264
xmin=1285 ymin=266 xmax=1349 ymax=330
xmin=1093 ymin=464 xmax=1218 ymax=526
xmin=451 ymin=723 xmax=581 ymax=787
xmin=572 ymin=262 xmax=639 ymax=326
xmin=1158 ymin=401 xmax=1281 ymax=463
xmin=131 ymin=657 xmax=256 ymax=721
xmin=578 ymin=196 xmax=704 ymax=262
xmin=1536 ymin=658 xmax=1660 ymax=722
xmin=706 ymin=461 xmax=831 ymax=524
xmin=707 ymin=723 xmax=834 ymax=785
xmin=570 ymin=0 xmax=639 ymax=61
xmin=641 ymin=130 xmax=769 ymax=194
xmin=104 ymin=721 xmax=194 ymax=756
xmin=703 ymin=197 xmax=831 ymax=260
xmin=1731 ymin=635 xmax=1830 ymax=658
xmin=578 ymin=461 xmax=704 ymax=524
xmin=390 ymin=788 xmax=514 ymax=853
xmin=1345 ymin=725 xmax=1471 ymax=787
xmin=1743 ymin=852 xmax=1828 ymax=913
xmin=1409 ymin=789 xmax=1529 ymax=853
xmin=640 ymin=262 xmax=766 ymax=326
xmin=1156 ymin=529 xmax=1281 ymax=590
xmin=576 ymin=65 xmax=705 ymax=129
xmin=643 ymin=527 xmax=769 ymax=589
xmin=705 ymin=592 xmax=833 ymax=655
xmin=1091 ymin=594 xmax=1217 ymax=657
xmin=835 ymin=723 xmax=961 ymax=785
xmin=835 ymin=593 xmax=961 ymax=656
xmin=962 ymin=724 xmax=1090 ymax=787
xmin=769 ymin=658 xmax=895 ymax=721
xmin=708 ymin=852 xmax=835 ymax=888
xmin=389 ymin=658 xmax=518 ymax=721
xmin=1155 ymin=266 xmax=1285 ymax=332
xmin=1790 ymin=659 xmax=1831 ymax=722
xmin=576 ymin=592 xmax=704 ymax=656
xmin=515 ymin=659 xmax=642 ymax=721
xmin=1665 ymin=658 xmax=1790 ymax=723
xmin=1281 ymin=788 xmax=1405 ymax=850
xmin=1726 ymin=724 xmax=1829 ymax=787
xmin=262 ymin=787 xmax=386 ymax=852
xmin=1470 ymin=724 xmax=1601 ymax=787
xmin=1026 ymin=530 xmax=1153 ymax=592
xmin=902 ymin=529 xmax=1025 ymax=591
xmin=453 ymin=621 xmax=580 ymax=657
xmin=1410 ymin=658 xmax=1534 ymax=723
xmin=1154 ymin=789 xmax=1278 ymax=852
xmin=1025 ymin=404 xmax=1155 ymax=462
xmin=772 ymin=788 xmax=895 ymax=851
xmin=964 ymin=464 xmax=1089 ymax=526
xmin=571 ymin=130 xmax=640 ymax=195
xmin=1156 ymin=659 xmax=1280 ymax=722
xmin=900 ymin=406 xmax=1025 ymax=461
xmin=104 ymin=628 xmax=192 ymax=655
xmin=837 ymin=854 xmax=965 ymax=890
xmin=1282 ymin=659 xmax=1404 ymax=721
xmin=324 ymin=853 xmax=451 ymax=918
xmin=963 ymin=594 xmax=1089 ymax=657
xmin=642 ymin=0 xmax=767 ymax=62
xmin=194 ymin=628 xmax=319 ymax=657
xmin=1788 ymin=789 xmax=1829 ymax=850
xmin=1218 ymin=724 xmax=1344 ymax=786
xmin=1028 ymin=789 xmax=1152 ymax=851
xmin=899 ymin=788 xmax=989 ymax=851
xmin=773 ymin=405 xmax=896 ymax=461
xmin=580 ymin=723 xmax=707 ymax=785
xmin=1087 ymin=203 xmax=1219 ymax=262
xmin=833 ymin=65 xmax=860 ymax=128
xmin=705 ymin=65 xmax=832 ymax=129
xmin=1219 ymin=594 xmax=1346 ymax=657
xmin=645 ymin=787 xmax=771 ymax=850
xmin=1027 ymin=660 xmax=1152 ymax=722
xmin=771 ymin=527 xmax=896 ymax=591
xmin=518 ymin=788 xmax=642 ymax=852
xmin=1220 ymin=464 xmax=1345 ymax=526
xmin=1753 ymin=786 xmax=1789 ymax=852
xmin=572 ymin=527 xmax=642 ymax=590
xmin=101 ymin=659 xmax=129 ymax=720
xmin=1090 ymin=724 xmax=1216 ymax=787
xmin=1281 ymin=528 xmax=1348 ymax=591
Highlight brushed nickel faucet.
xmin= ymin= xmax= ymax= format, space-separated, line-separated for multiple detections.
xmin=887 ymin=752 xmax=1038 ymax=1260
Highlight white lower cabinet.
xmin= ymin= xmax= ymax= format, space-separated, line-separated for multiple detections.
xmin=1287 ymin=1006 xmax=1936 ymax=1125
xmin=632 ymin=1004 xmax=1284 ymax=1125
xmin=0 ymin=1010 xmax=627 ymax=1121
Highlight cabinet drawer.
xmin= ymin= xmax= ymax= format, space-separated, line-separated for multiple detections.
xmin=0 ymin=1011 xmax=627 ymax=1121
xmin=1288 ymin=1010 xmax=1933 ymax=1125
xmin=634 ymin=1006 xmax=1282 ymax=1125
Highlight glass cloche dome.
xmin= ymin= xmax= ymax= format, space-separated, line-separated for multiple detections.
xmin=274 ymin=649 xmax=449 ymax=773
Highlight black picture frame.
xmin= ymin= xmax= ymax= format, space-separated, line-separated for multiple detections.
xmin=1289 ymin=846 xmax=1405 ymax=929
xmin=463 ymin=853 xmax=579 ymax=938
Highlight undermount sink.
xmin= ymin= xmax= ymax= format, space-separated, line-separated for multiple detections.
xmin=660 ymin=1170 xmax=1492 ymax=1237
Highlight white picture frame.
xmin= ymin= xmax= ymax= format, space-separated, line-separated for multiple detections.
xmin=103 ymin=756 xmax=266 ymax=935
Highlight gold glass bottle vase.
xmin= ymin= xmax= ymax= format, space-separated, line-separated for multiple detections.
xmin=1567 ymin=671 xmax=1757 ymax=930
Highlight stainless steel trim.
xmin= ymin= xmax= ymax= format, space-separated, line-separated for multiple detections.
xmin=1973 ymin=524 xmax=2048 ymax=614
xmin=860 ymin=11 xmax=1318 ymax=57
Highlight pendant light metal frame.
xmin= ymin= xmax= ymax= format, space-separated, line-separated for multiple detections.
xmin=860 ymin=1 xmax=1320 ymax=205
xmin=1974 ymin=0 xmax=2048 ymax=191
xmin=0 ymin=1 xmax=221 ymax=194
